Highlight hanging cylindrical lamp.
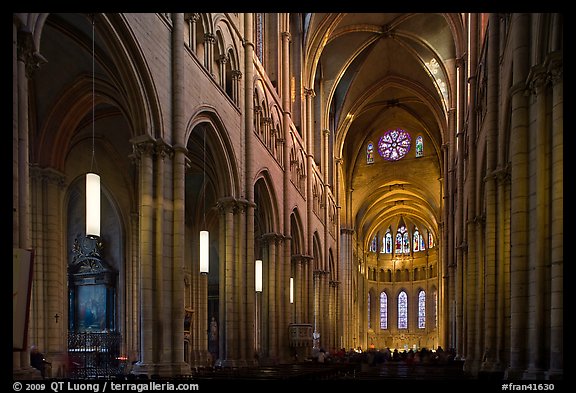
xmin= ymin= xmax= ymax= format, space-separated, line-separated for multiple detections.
xmin=200 ymin=230 xmax=209 ymax=274
xmin=86 ymin=16 xmax=100 ymax=239
xmin=289 ymin=277 xmax=294 ymax=304
xmin=86 ymin=173 xmax=101 ymax=237
xmin=255 ymin=259 xmax=263 ymax=292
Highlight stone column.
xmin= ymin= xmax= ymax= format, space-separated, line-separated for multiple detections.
xmin=547 ymin=52 xmax=563 ymax=379
xmin=231 ymin=70 xmax=242 ymax=105
xmin=243 ymin=12 xmax=256 ymax=367
xmin=204 ymin=32 xmax=215 ymax=75
xmin=481 ymin=12 xmax=500 ymax=374
xmin=455 ymin=55 xmax=466 ymax=359
xmin=170 ymin=12 xmax=189 ymax=375
xmin=218 ymin=54 xmax=227 ymax=88
xmin=235 ymin=201 xmax=248 ymax=366
xmin=507 ymin=13 xmax=530 ymax=379
xmin=522 ymin=64 xmax=548 ymax=380
xmin=217 ymin=198 xmax=238 ymax=366
xmin=186 ymin=13 xmax=200 ymax=51
xmin=131 ymin=137 xmax=156 ymax=373
xmin=30 ymin=168 xmax=67 ymax=375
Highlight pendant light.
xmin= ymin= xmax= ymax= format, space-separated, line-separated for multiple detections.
xmin=255 ymin=259 xmax=263 ymax=293
xmin=86 ymin=15 xmax=100 ymax=238
xmin=199 ymin=126 xmax=209 ymax=274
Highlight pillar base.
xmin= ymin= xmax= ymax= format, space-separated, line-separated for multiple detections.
xmin=190 ymin=350 xmax=213 ymax=369
xmin=13 ymin=366 xmax=42 ymax=380
xmin=463 ymin=358 xmax=481 ymax=376
xmin=131 ymin=361 xmax=191 ymax=378
xmin=504 ymin=367 xmax=526 ymax=380
xmin=523 ymin=367 xmax=546 ymax=380
xmin=545 ymin=368 xmax=563 ymax=380
xmin=479 ymin=361 xmax=505 ymax=380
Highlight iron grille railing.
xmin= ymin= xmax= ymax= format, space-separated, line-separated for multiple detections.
xmin=67 ymin=332 xmax=123 ymax=379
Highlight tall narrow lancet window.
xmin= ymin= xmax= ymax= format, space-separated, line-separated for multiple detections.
xmin=366 ymin=141 xmax=374 ymax=164
xmin=380 ymin=292 xmax=388 ymax=329
xmin=367 ymin=292 xmax=371 ymax=329
xmin=428 ymin=231 xmax=434 ymax=248
xmin=420 ymin=229 xmax=426 ymax=250
xmin=398 ymin=291 xmax=408 ymax=329
xmin=370 ymin=235 xmax=378 ymax=252
xmin=255 ymin=13 xmax=264 ymax=64
xmin=413 ymin=227 xmax=421 ymax=252
xmin=385 ymin=229 xmax=393 ymax=253
xmin=395 ymin=229 xmax=403 ymax=254
xmin=416 ymin=135 xmax=424 ymax=157
xmin=402 ymin=228 xmax=410 ymax=254
xmin=418 ymin=290 xmax=426 ymax=328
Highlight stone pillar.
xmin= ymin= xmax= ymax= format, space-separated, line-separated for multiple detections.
xmin=30 ymin=167 xmax=67 ymax=375
xmin=170 ymin=13 xmax=190 ymax=376
xmin=522 ymin=64 xmax=548 ymax=380
xmin=218 ymin=54 xmax=227 ymax=88
xmin=547 ymin=52 xmax=563 ymax=379
xmin=131 ymin=137 xmax=155 ymax=373
xmin=481 ymin=12 xmax=500 ymax=374
xmin=217 ymin=198 xmax=238 ymax=366
xmin=243 ymin=12 xmax=256 ymax=367
xmin=507 ymin=13 xmax=530 ymax=380
xmin=231 ymin=70 xmax=242 ymax=105
xmin=455 ymin=55 xmax=466 ymax=359
xmin=204 ymin=32 xmax=215 ymax=75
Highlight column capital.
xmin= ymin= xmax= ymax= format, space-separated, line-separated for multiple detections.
xmin=231 ymin=70 xmax=242 ymax=79
xmin=155 ymin=138 xmax=174 ymax=160
xmin=204 ymin=32 xmax=215 ymax=43
xmin=281 ymin=31 xmax=291 ymax=41
xmin=218 ymin=54 xmax=228 ymax=64
xmin=526 ymin=64 xmax=548 ymax=95
xmin=130 ymin=135 xmax=156 ymax=161
xmin=545 ymin=51 xmax=563 ymax=86
xmin=17 ymin=28 xmax=47 ymax=78
xmin=303 ymin=88 xmax=315 ymax=98
xmin=29 ymin=165 xmax=67 ymax=189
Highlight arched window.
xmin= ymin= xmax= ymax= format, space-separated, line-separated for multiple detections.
xmin=367 ymin=292 xmax=371 ymax=329
xmin=367 ymin=141 xmax=374 ymax=164
xmin=418 ymin=290 xmax=426 ymax=328
xmin=403 ymin=229 xmax=410 ymax=254
xmin=413 ymin=227 xmax=420 ymax=252
xmin=434 ymin=289 xmax=438 ymax=328
xmin=398 ymin=291 xmax=408 ymax=329
xmin=384 ymin=229 xmax=392 ymax=253
xmin=420 ymin=230 xmax=426 ymax=250
xmin=370 ymin=235 xmax=378 ymax=252
xmin=428 ymin=231 xmax=434 ymax=248
xmin=380 ymin=292 xmax=388 ymax=329
xmin=396 ymin=225 xmax=410 ymax=254
xmin=255 ymin=13 xmax=264 ymax=63
xmin=416 ymin=135 xmax=424 ymax=157
xmin=377 ymin=128 xmax=412 ymax=161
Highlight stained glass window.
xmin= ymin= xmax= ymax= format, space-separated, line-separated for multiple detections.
xmin=383 ymin=229 xmax=393 ymax=254
xmin=367 ymin=292 xmax=371 ymax=329
xmin=418 ymin=290 xmax=426 ymax=328
xmin=403 ymin=230 xmax=410 ymax=254
xmin=255 ymin=13 xmax=264 ymax=63
xmin=413 ymin=228 xmax=420 ymax=252
xmin=396 ymin=225 xmax=410 ymax=254
xmin=370 ymin=235 xmax=378 ymax=252
xmin=428 ymin=231 xmax=434 ymax=248
xmin=398 ymin=291 xmax=407 ymax=329
xmin=377 ymin=128 xmax=412 ymax=161
xmin=380 ymin=292 xmax=388 ymax=329
xmin=367 ymin=142 xmax=374 ymax=164
xmin=434 ymin=290 xmax=438 ymax=327
xmin=416 ymin=135 xmax=424 ymax=157
xmin=420 ymin=231 xmax=426 ymax=250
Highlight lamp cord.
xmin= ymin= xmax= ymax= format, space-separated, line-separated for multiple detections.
xmin=203 ymin=126 xmax=206 ymax=229
xmin=90 ymin=15 xmax=97 ymax=173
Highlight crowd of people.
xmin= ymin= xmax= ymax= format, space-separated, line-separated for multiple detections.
xmin=310 ymin=345 xmax=458 ymax=366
